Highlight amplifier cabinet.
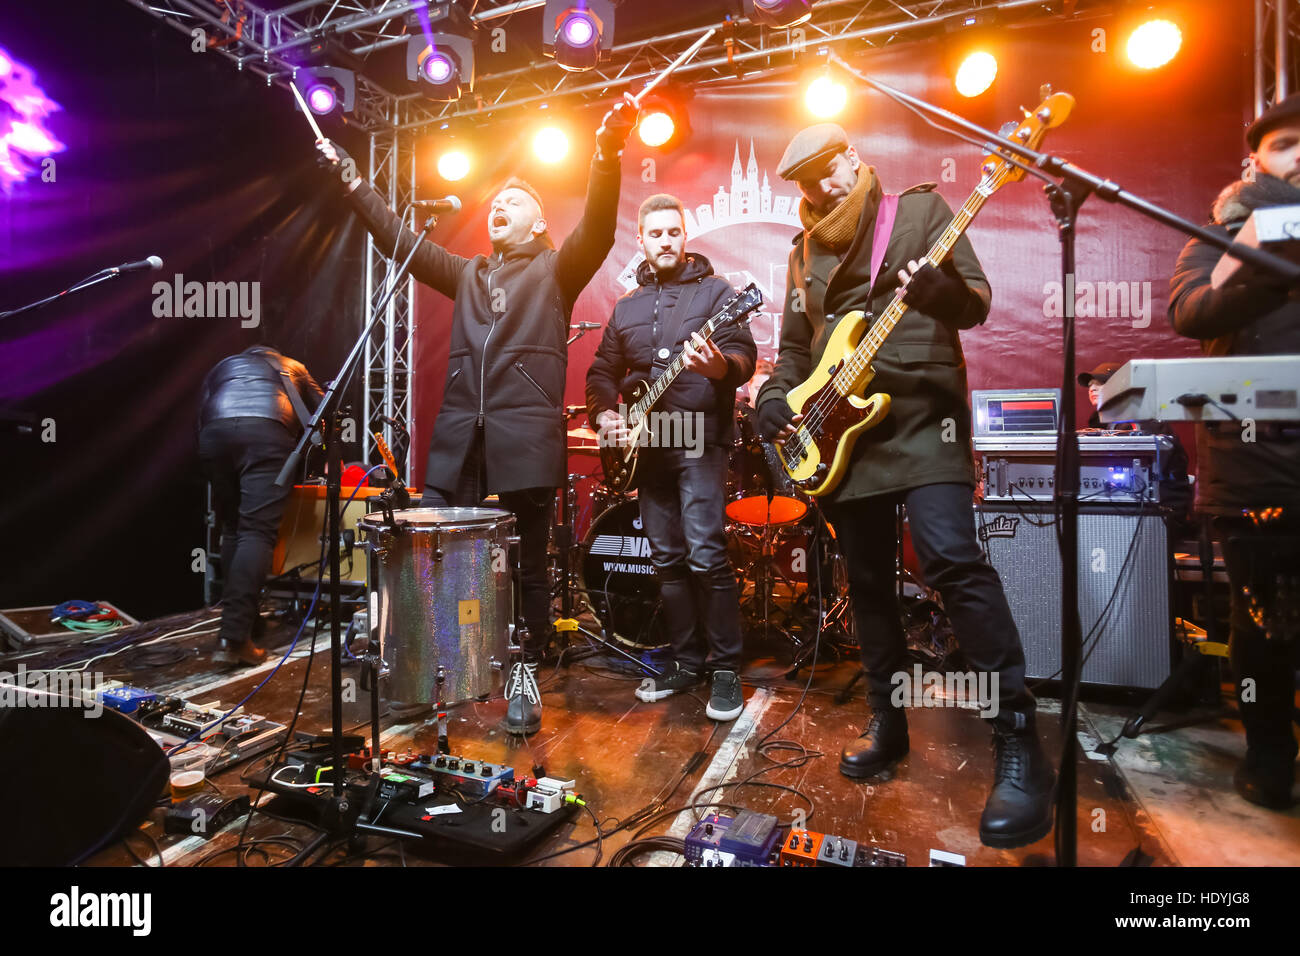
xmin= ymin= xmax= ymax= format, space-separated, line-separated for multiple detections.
xmin=974 ymin=503 xmax=1175 ymax=689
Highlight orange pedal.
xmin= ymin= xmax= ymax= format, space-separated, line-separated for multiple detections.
xmin=778 ymin=829 xmax=824 ymax=867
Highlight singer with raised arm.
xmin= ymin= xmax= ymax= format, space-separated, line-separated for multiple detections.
xmin=315 ymin=95 xmax=637 ymax=736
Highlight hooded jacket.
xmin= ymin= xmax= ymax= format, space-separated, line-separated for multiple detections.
xmin=585 ymin=253 xmax=756 ymax=448
xmin=1168 ymin=173 xmax=1300 ymax=514
xmin=756 ymin=176 xmax=991 ymax=501
xmin=346 ymin=154 xmax=621 ymax=494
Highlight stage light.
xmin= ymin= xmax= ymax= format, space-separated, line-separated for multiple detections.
xmin=955 ymin=51 xmax=998 ymax=97
xmin=543 ymin=0 xmax=615 ymax=73
xmin=1127 ymin=18 xmax=1181 ymax=70
xmin=805 ymin=73 xmax=847 ymax=118
xmin=437 ymin=149 xmax=471 ymax=181
xmin=299 ymin=66 xmax=355 ymax=115
xmin=638 ymin=110 xmax=676 ymax=148
xmin=743 ymin=0 xmax=814 ymax=29
xmin=534 ymin=126 xmax=570 ymax=164
xmin=407 ymin=33 xmax=475 ymax=101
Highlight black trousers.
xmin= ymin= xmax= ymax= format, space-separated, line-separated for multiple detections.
xmin=1217 ymin=516 xmax=1300 ymax=760
xmin=824 ymin=482 xmax=1032 ymax=714
xmin=637 ymin=445 xmax=744 ymax=672
xmin=199 ymin=417 xmax=296 ymax=646
xmin=421 ymin=426 xmax=553 ymax=662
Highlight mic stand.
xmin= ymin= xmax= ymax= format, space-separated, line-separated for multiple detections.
xmin=275 ymin=211 xmax=438 ymax=833
xmin=1 ymin=267 xmax=137 ymax=320
xmin=827 ymin=52 xmax=1300 ymax=868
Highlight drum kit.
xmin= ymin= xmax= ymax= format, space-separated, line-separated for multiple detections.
xmin=564 ymin=405 xmax=855 ymax=665
xmin=350 ymin=407 xmax=859 ymax=712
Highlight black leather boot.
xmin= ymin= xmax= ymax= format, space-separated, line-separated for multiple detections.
xmin=979 ymin=710 xmax=1056 ymax=848
xmin=839 ymin=706 xmax=909 ymax=779
xmin=1234 ymin=747 xmax=1297 ymax=809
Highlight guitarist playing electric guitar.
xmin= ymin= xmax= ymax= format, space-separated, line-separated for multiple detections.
xmin=756 ymin=113 xmax=1064 ymax=850
xmin=586 ymin=193 xmax=757 ymax=723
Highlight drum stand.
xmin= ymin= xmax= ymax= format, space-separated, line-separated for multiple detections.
xmin=553 ymin=473 xmax=661 ymax=676
xmin=734 ymin=517 xmax=801 ymax=647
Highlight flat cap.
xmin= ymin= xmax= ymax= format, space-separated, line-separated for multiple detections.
xmin=1247 ymin=93 xmax=1300 ymax=150
xmin=778 ymin=123 xmax=850 ymax=181
xmin=1077 ymin=362 xmax=1123 ymax=387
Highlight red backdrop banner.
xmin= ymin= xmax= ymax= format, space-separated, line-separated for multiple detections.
xmin=408 ymin=0 xmax=1253 ymax=488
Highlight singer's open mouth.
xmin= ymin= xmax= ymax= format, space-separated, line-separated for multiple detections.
xmin=492 ymin=213 xmax=509 ymax=228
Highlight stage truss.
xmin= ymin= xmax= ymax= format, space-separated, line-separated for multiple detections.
xmin=120 ymin=0 xmax=1297 ymax=472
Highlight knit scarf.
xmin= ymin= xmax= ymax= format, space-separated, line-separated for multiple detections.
xmin=799 ymin=165 xmax=878 ymax=253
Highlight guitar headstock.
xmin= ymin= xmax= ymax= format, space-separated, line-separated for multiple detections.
xmin=979 ymin=87 xmax=1075 ymax=191
xmin=722 ymin=282 xmax=764 ymax=326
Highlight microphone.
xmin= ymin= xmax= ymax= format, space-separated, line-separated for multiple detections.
xmin=411 ymin=196 xmax=462 ymax=215
xmin=572 ymin=322 xmax=601 ymax=331
xmin=108 ymin=256 xmax=164 ymax=275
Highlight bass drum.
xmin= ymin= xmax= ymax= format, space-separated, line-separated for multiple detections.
xmin=579 ymin=498 xmax=668 ymax=650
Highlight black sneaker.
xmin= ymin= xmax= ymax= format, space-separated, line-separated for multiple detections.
xmin=213 ymin=639 xmax=267 ymax=667
xmin=504 ymin=661 xmax=542 ymax=736
xmin=635 ymin=662 xmax=701 ymax=702
xmin=706 ymin=670 xmax=744 ymax=721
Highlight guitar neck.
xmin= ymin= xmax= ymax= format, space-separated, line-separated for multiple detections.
xmin=842 ymin=182 xmax=995 ymax=383
xmin=630 ymin=313 xmax=724 ymax=424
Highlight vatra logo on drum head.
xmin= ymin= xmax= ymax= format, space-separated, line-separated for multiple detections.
xmin=977 ymin=515 xmax=1020 ymax=542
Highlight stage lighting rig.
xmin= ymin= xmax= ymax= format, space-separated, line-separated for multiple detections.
xmin=405 ymin=3 xmax=478 ymax=102
xmin=543 ymin=1 xmax=616 ymax=73
xmin=408 ymin=33 xmax=476 ymax=101
xmin=300 ymin=67 xmax=355 ymax=115
xmin=636 ymin=92 xmax=692 ymax=150
xmin=741 ymin=0 xmax=814 ymax=29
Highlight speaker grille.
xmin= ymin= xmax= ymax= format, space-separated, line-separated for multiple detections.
xmin=975 ymin=505 xmax=1173 ymax=689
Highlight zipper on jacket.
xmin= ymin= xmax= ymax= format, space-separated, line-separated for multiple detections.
xmin=514 ymin=362 xmax=553 ymax=404
xmin=480 ymin=253 xmax=504 ymax=428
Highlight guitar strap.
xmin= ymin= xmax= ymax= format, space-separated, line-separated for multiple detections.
xmin=254 ymin=351 xmax=316 ymax=430
xmin=869 ymin=194 xmax=900 ymax=291
xmin=651 ymin=277 xmax=702 ymax=376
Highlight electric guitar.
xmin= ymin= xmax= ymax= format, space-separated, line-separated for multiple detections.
xmin=778 ymin=87 xmax=1074 ymax=496
xmin=600 ymin=282 xmax=764 ymax=493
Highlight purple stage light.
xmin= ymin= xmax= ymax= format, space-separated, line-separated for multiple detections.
xmin=0 ymin=45 xmax=65 ymax=191
xmin=423 ymin=52 xmax=455 ymax=85
xmin=561 ymin=13 xmax=596 ymax=46
xmin=306 ymin=84 xmax=337 ymax=114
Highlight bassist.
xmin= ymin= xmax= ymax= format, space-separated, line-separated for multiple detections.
xmin=586 ymin=194 xmax=756 ymax=721
xmin=755 ymin=123 xmax=1054 ymax=847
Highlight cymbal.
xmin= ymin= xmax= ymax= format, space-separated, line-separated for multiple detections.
xmin=567 ymin=444 xmax=601 ymax=456
xmin=567 ymin=424 xmax=599 ymax=442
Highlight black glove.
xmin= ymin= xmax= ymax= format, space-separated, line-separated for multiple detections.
xmin=595 ymin=95 xmax=638 ymax=158
xmin=756 ymin=398 xmax=795 ymax=442
xmin=316 ymin=139 xmax=359 ymax=190
xmin=900 ymin=261 xmax=972 ymax=320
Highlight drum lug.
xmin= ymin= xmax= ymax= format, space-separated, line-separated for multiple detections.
xmin=489 ymin=657 xmax=503 ymax=671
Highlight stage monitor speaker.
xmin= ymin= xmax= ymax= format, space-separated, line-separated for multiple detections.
xmin=974 ymin=503 xmax=1174 ymax=689
xmin=0 ymin=694 xmax=169 ymax=865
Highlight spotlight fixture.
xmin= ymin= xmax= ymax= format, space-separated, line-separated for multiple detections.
xmin=954 ymin=51 xmax=997 ymax=97
xmin=301 ymin=66 xmax=355 ymax=115
xmin=407 ymin=32 xmax=476 ymax=101
xmin=533 ymin=126 xmax=570 ymax=164
xmin=804 ymin=72 xmax=847 ymax=117
xmin=543 ymin=0 xmax=615 ymax=72
xmin=1127 ymin=18 xmax=1182 ymax=70
xmin=437 ymin=149 xmax=471 ymax=181
xmin=741 ymin=0 xmax=814 ymax=29
xmin=635 ymin=93 xmax=691 ymax=150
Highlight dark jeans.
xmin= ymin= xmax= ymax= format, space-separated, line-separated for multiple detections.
xmin=199 ymin=417 xmax=296 ymax=646
xmin=637 ymin=445 xmax=743 ymax=672
xmin=421 ymin=427 xmax=554 ymax=662
xmin=1217 ymin=517 xmax=1300 ymax=760
xmin=824 ymin=482 xmax=1031 ymax=714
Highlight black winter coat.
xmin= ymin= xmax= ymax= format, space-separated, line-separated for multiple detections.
xmin=1168 ymin=173 xmax=1300 ymax=515
xmin=348 ymin=154 xmax=621 ymax=494
xmin=585 ymin=254 xmax=756 ymax=448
